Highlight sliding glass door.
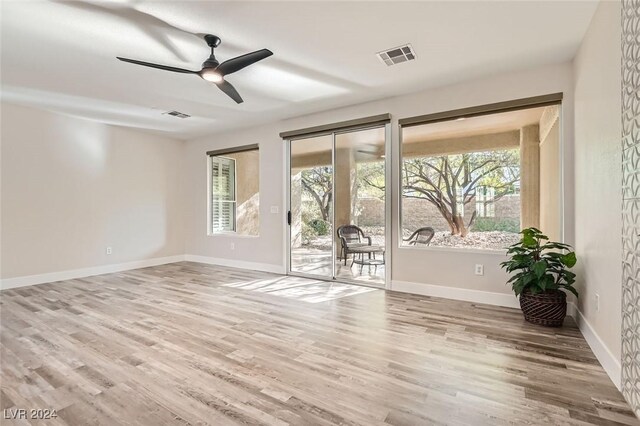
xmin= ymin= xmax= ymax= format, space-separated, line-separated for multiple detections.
xmin=289 ymin=135 xmax=334 ymax=277
xmin=333 ymin=127 xmax=386 ymax=285
xmin=287 ymin=125 xmax=388 ymax=287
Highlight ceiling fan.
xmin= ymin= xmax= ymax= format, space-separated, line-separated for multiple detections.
xmin=117 ymin=34 xmax=272 ymax=104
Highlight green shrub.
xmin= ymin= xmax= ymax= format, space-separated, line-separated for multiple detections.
xmin=473 ymin=217 xmax=520 ymax=233
xmin=301 ymin=222 xmax=316 ymax=245
xmin=308 ymin=219 xmax=329 ymax=236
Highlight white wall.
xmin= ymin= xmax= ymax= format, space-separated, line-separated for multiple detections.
xmin=2 ymin=62 xmax=576 ymax=302
xmin=184 ymin=62 xmax=575 ymax=298
xmin=573 ymin=0 xmax=622 ymax=374
xmin=184 ymin=126 xmax=283 ymax=271
xmin=1 ymin=104 xmax=185 ymax=282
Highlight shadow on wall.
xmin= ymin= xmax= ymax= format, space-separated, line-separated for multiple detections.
xmin=52 ymin=112 xmax=109 ymax=175
xmin=237 ymin=192 xmax=260 ymax=236
xmin=1 ymin=104 xmax=185 ymax=279
xmin=225 ymin=149 xmax=260 ymax=236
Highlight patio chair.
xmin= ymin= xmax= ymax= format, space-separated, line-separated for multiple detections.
xmin=337 ymin=225 xmax=372 ymax=265
xmin=403 ymin=227 xmax=435 ymax=246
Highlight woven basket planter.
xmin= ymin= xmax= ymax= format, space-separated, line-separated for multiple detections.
xmin=519 ymin=290 xmax=567 ymax=327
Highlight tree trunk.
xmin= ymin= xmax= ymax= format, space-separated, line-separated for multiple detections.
xmin=321 ymin=203 xmax=330 ymax=222
xmin=466 ymin=210 xmax=477 ymax=231
xmin=453 ymin=215 xmax=468 ymax=237
xmin=436 ymin=207 xmax=458 ymax=235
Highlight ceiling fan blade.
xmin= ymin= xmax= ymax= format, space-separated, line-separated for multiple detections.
xmin=216 ymin=49 xmax=273 ymax=76
xmin=216 ymin=80 xmax=244 ymax=104
xmin=116 ymin=57 xmax=198 ymax=74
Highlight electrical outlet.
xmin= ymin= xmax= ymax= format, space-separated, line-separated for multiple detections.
xmin=270 ymin=206 xmax=279 ymax=214
xmin=595 ymin=293 xmax=600 ymax=312
xmin=474 ymin=264 xmax=484 ymax=276
xmin=230 ymin=243 xmax=235 ymax=250
xmin=106 ymin=246 xmax=113 ymax=255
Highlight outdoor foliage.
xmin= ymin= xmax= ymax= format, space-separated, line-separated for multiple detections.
xmin=403 ymin=149 xmax=520 ymax=236
xmin=473 ymin=217 xmax=520 ymax=233
xmin=500 ymin=228 xmax=578 ymax=297
xmin=301 ymin=167 xmax=332 ymax=222
xmin=308 ymin=218 xmax=329 ymax=236
xmin=358 ymin=162 xmax=386 ymax=199
xmin=300 ymin=202 xmax=330 ymax=244
xmin=298 ymin=149 xmax=522 ymax=248
xmin=301 ymin=162 xmax=385 ymax=227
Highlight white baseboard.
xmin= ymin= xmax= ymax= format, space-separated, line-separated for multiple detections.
xmin=0 ymin=255 xmax=186 ymax=291
xmin=391 ymin=280 xmax=521 ymax=309
xmin=184 ymin=254 xmax=286 ymax=275
xmin=573 ymin=306 xmax=622 ymax=391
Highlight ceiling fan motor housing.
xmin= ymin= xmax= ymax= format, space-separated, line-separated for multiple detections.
xmin=204 ymin=34 xmax=221 ymax=48
xmin=202 ymin=58 xmax=220 ymax=69
xmin=203 ymin=34 xmax=222 ymax=69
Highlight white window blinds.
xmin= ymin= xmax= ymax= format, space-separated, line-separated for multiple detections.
xmin=210 ymin=156 xmax=236 ymax=232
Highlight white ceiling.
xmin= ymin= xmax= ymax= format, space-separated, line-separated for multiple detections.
xmin=1 ymin=1 xmax=597 ymax=140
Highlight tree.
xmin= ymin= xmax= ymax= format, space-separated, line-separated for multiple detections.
xmin=358 ymin=162 xmax=386 ymax=199
xmin=402 ymin=149 xmax=520 ymax=237
xmin=300 ymin=166 xmax=332 ymax=222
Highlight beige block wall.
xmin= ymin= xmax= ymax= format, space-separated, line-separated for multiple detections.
xmin=1 ymin=103 xmax=185 ymax=279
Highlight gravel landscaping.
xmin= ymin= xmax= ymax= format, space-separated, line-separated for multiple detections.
xmin=303 ymin=227 xmax=519 ymax=251
xmin=428 ymin=231 xmax=519 ymax=250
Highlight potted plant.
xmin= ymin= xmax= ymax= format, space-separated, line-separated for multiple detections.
xmin=501 ymin=227 xmax=578 ymax=327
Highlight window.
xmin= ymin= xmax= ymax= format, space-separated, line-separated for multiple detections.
xmin=400 ymin=102 xmax=561 ymax=250
xmin=208 ymin=146 xmax=259 ymax=236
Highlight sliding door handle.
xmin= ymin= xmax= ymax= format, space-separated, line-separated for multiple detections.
xmin=287 ymin=211 xmax=291 ymax=225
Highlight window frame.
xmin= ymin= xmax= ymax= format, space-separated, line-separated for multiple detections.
xmin=397 ymin=94 xmax=563 ymax=253
xmin=206 ymin=144 xmax=260 ymax=236
xmin=209 ymin=155 xmax=237 ymax=234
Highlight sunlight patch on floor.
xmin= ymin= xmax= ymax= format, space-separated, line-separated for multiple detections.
xmin=221 ymin=276 xmax=377 ymax=303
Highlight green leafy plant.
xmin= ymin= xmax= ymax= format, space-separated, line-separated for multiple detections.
xmin=308 ymin=219 xmax=329 ymax=236
xmin=500 ymin=227 xmax=578 ymax=297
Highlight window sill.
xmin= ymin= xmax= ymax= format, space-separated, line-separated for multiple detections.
xmin=397 ymin=245 xmax=507 ymax=256
xmin=208 ymin=232 xmax=260 ymax=239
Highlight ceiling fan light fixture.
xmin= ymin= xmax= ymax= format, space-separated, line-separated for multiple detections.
xmin=201 ymin=69 xmax=223 ymax=83
xmin=117 ymin=34 xmax=273 ymax=104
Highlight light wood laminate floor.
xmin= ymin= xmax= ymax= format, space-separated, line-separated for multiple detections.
xmin=1 ymin=262 xmax=637 ymax=425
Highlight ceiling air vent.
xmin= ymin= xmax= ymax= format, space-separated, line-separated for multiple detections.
xmin=377 ymin=44 xmax=416 ymax=66
xmin=163 ymin=110 xmax=191 ymax=119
